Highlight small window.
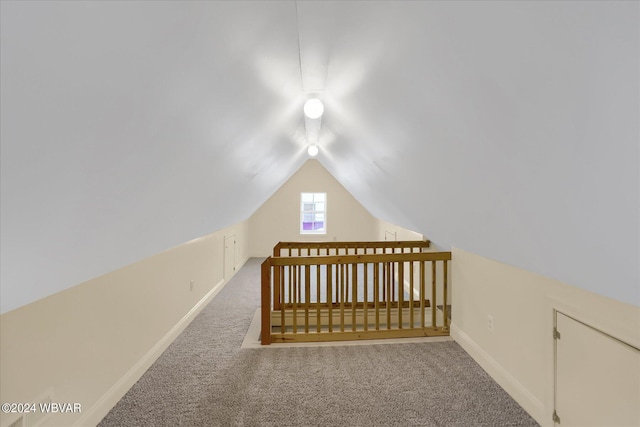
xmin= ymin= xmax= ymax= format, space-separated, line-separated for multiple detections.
xmin=300 ymin=192 xmax=326 ymax=234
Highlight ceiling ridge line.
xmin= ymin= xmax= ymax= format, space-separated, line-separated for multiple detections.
xmin=294 ymin=1 xmax=304 ymax=93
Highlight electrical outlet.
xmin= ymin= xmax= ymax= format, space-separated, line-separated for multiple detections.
xmin=487 ymin=315 xmax=494 ymax=332
xmin=190 ymin=280 xmax=194 ymax=291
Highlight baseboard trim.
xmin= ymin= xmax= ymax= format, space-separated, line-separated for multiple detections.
xmin=76 ymin=278 xmax=227 ymax=427
xmin=450 ymin=323 xmax=545 ymax=425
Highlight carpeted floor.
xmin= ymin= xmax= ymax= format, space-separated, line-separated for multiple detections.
xmin=99 ymin=258 xmax=539 ymax=427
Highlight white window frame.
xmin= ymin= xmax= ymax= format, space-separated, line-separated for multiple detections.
xmin=300 ymin=192 xmax=326 ymax=235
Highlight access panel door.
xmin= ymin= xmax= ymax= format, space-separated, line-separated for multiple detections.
xmin=555 ymin=312 xmax=640 ymax=426
xmin=224 ymin=234 xmax=236 ymax=281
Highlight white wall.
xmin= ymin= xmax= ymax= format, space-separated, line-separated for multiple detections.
xmin=0 ymin=1 xmax=305 ymax=314
xmin=249 ymin=160 xmax=378 ymax=256
xmin=321 ymin=1 xmax=639 ymax=308
xmin=376 ymin=219 xmax=424 ymax=243
xmin=0 ymin=221 xmax=249 ymax=427
xmin=4 ymin=1 xmax=637 ymax=318
xmin=451 ymin=247 xmax=640 ymax=426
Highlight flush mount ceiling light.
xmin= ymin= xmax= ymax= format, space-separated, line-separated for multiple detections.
xmin=307 ymin=145 xmax=319 ymax=157
xmin=303 ymin=99 xmax=324 ymax=119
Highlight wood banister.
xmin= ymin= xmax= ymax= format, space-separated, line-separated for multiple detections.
xmin=273 ymin=240 xmax=431 ymax=257
xmin=261 ymin=241 xmax=450 ymax=345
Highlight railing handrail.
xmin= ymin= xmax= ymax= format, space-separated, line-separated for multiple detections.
xmin=268 ymin=251 xmax=451 ymax=266
xmin=273 ymin=240 xmax=430 ymax=257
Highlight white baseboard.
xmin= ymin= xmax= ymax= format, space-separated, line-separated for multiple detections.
xmin=450 ymin=323 xmax=545 ymax=425
xmin=76 ymin=278 xmax=227 ymax=427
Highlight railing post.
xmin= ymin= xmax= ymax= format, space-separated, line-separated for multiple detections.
xmin=261 ymin=257 xmax=272 ymax=345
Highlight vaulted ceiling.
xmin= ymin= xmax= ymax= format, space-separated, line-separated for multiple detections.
xmin=1 ymin=1 xmax=638 ymax=313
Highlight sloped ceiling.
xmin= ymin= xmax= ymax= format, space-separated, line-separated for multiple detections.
xmin=1 ymin=1 xmax=638 ymax=313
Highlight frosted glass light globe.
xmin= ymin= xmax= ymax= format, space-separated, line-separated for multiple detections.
xmin=307 ymin=145 xmax=319 ymax=157
xmin=303 ymin=99 xmax=324 ymax=119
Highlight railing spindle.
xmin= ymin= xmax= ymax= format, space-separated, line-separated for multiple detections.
xmin=443 ymin=260 xmax=449 ymax=330
xmin=327 ymin=264 xmax=333 ymax=333
xmin=420 ymin=261 xmax=425 ymax=328
xmin=297 ymin=265 xmax=302 ymax=307
xmin=288 ymin=266 xmax=293 ymax=306
xmin=410 ymin=261 xmax=415 ymax=328
xmin=292 ymin=265 xmax=297 ymax=334
xmin=398 ymin=261 xmax=404 ymax=329
xmin=340 ymin=264 xmax=345 ymax=333
xmin=391 ymin=257 xmax=396 ymax=303
xmin=386 ymin=262 xmax=391 ymax=329
xmin=280 ymin=265 xmax=286 ymax=334
xmin=432 ymin=261 xmax=437 ymax=328
xmin=305 ymin=264 xmax=311 ymax=334
xmin=352 ymin=263 xmax=357 ymax=331
xmin=273 ymin=261 xmax=281 ymax=310
xmin=364 ymin=263 xmax=369 ymax=331
xmin=316 ymin=264 xmax=321 ymax=333
xmin=374 ymin=262 xmax=380 ymax=330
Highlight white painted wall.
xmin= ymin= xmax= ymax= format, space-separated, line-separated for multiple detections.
xmin=451 ymin=247 xmax=640 ymax=426
xmin=249 ymin=160 xmax=377 ymax=256
xmin=0 ymin=221 xmax=249 ymax=427
xmin=320 ymin=1 xmax=639 ymax=308
xmin=376 ymin=219 xmax=424 ymax=243
xmin=0 ymin=1 xmax=305 ymax=314
xmin=3 ymin=1 xmax=637 ymax=317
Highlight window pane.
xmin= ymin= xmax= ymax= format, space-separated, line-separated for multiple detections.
xmin=300 ymin=192 xmax=326 ymax=234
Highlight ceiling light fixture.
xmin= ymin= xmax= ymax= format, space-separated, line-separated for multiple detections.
xmin=307 ymin=145 xmax=319 ymax=157
xmin=303 ymin=99 xmax=324 ymax=119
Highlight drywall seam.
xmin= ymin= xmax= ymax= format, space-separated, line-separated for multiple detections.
xmin=450 ymin=323 xmax=545 ymax=426
xmin=75 ymin=278 xmax=227 ymax=427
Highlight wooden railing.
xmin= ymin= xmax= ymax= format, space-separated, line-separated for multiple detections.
xmin=271 ymin=241 xmax=431 ymax=310
xmin=261 ymin=241 xmax=451 ymax=345
xmin=273 ymin=240 xmax=430 ymax=257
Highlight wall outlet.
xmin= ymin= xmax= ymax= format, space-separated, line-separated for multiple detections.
xmin=190 ymin=280 xmax=194 ymax=291
xmin=487 ymin=315 xmax=494 ymax=332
